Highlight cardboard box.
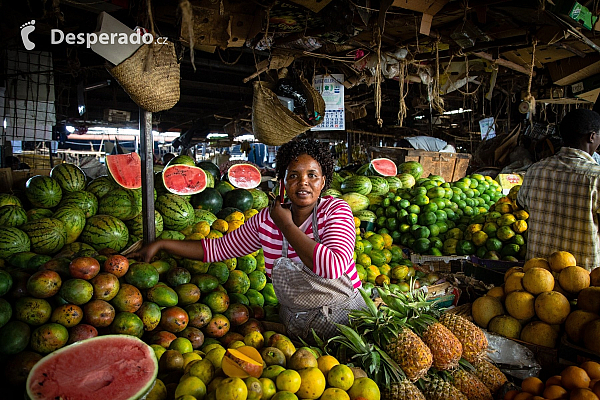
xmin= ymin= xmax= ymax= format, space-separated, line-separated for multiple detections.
xmin=547 ymin=54 xmax=600 ymax=86
xmin=495 ymin=174 xmax=523 ymax=191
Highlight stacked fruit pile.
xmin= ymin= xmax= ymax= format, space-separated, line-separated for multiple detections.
xmin=506 ymin=361 xmax=600 ymax=400
xmin=329 ymin=159 xmax=515 ymax=259
xmin=470 ymin=251 xmax=600 ymax=353
xmin=330 ymin=286 xmax=509 ymax=400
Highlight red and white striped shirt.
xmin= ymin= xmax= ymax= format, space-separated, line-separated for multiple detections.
xmin=201 ymin=196 xmax=361 ymax=289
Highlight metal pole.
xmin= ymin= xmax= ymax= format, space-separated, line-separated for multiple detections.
xmin=140 ymin=109 xmax=156 ymax=244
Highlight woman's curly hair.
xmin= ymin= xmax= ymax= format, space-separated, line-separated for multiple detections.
xmin=275 ymin=138 xmax=334 ymax=190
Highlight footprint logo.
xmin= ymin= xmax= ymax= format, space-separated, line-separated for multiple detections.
xmin=20 ymin=20 xmax=35 ymax=50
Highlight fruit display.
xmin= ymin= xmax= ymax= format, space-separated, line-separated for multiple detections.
xmin=506 ymin=361 xmax=600 ymax=400
xmin=472 ymin=250 xmax=600 ymax=353
xmin=332 ymin=160 xmax=525 ymax=261
xmin=331 ymin=285 xmax=508 ymax=399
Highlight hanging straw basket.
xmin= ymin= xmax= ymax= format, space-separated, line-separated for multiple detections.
xmin=108 ymin=42 xmax=180 ymax=112
xmin=252 ymin=76 xmax=326 ymax=146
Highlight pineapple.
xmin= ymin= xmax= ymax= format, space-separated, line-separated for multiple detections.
xmin=450 ymin=368 xmax=493 ymax=400
xmin=438 ymin=312 xmax=488 ymax=362
xmin=382 ymin=380 xmax=426 ymax=400
xmin=420 ymin=375 xmax=468 ymax=400
xmin=349 ymin=289 xmax=433 ymax=382
xmin=471 ymin=359 xmax=508 ymax=395
xmin=419 ymin=320 xmax=463 ymax=370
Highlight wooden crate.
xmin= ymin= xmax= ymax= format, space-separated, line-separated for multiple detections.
xmin=368 ymin=147 xmax=471 ymax=182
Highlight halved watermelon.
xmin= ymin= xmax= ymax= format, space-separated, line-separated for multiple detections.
xmin=369 ymin=158 xmax=397 ymax=177
xmin=226 ymin=164 xmax=261 ymax=189
xmin=26 ymin=335 xmax=158 ymax=400
xmin=162 ymin=165 xmax=207 ymax=195
xmin=106 ymin=153 xmax=142 ymax=190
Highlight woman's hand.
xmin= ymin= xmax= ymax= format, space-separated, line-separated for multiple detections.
xmin=129 ymin=241 xmax=163 ymax=263
xmin=269 ymin=200 xmax=293 ymax=231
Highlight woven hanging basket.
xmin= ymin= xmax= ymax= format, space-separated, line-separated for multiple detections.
xmin=109 ymin=42 xmax=180 ymax=113
xmin=252 ymin=76 xmax=325 ymax=146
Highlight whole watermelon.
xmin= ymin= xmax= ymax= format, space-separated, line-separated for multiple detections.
xmin=249 ymin=188 xmax=269 ymax=210
xmin=398 ymin=161 xmax=424 ymax=180
xmin=20 ymin=218 xmax=67 ymax=255
xmin=0 ymin=205 xmax=27 ymax=227
xmin=191 ymin=188 xmax=223 ymax=214
xmin=86 ymin=175 xmax=117 ymax=199
xmin=155 ymin=194 xmax=195 ymax=231
xmin=26 ymin=175 xmax=62 ymax=208
xmin=98 ymin=188 xmax=141 ymax=221
xmin=223 ymin=189 xmax=254 ymax=212
xmin=50 ymin=163 xmax=87 ymax=193
xmin=80 ymin=215 xmax=129 ymax=252
xmin=125 ymin=210 xmax=164 ymax=239
xmin=0 ymin=227 xmax=30 ymax=259
xmin=58 ymin=191 xmax=98 ymax=218
xmin=0 ymin=193 xmax=22 ymax=208
xmin=197 ymin=161 xmax=221 ymax=183
xmin=53 ymin=206 xmax=86 ymax=244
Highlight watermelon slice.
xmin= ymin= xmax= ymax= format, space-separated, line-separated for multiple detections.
xmin=106 ymin=153 xmax=142 ymax=190
xmin=163 ymin=165 xmax=208 ymax=195
xmin=226 ymin=163 xmax=262 ymax=189
xmin=369 ymin=158 xmax=397 ymax=177
xmin=27 ymin=335 xmax=158 ymax=400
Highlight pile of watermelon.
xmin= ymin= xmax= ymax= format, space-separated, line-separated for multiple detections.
xmin=0 ymin=154 xmax=282 ymax=395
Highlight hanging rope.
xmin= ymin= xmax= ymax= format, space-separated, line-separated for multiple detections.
xmin=455 ymin=51 xmax=482 ymax=96
xmin=179 ymin=0 xmax=195 ymax=72
xmin=374 ymin=26 xmax=383 ymax=127
xmin=397 ymin=60 xmax=408 ymax=127
xmin=431 ymin=40 xmax=444 ymax=114
xmin=524 ymin=39 xmax=538 ymax=123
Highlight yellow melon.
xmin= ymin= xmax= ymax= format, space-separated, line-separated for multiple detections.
xmin=559 ymin=266 xmax=591 ymax=294
xmin=535 ymin=291 xmax=571 ymax=325
xmin=472 ymin=296 xmax=505 ymax=329
xmin=521 ymin=321 xmax=559 ymax=348
xmin=523 ymin=258 xmax=551 ymax=272
xmin=504 ymin=266 xmax=523 ymax=282
xmin=565 ymin=310 xmax=600 ymax=344
xmin=505 ymin=272 xmax=525 ymax=294
xmin=548 ymin=251 xmax=577 ymax=272
xmin=488 ymin=315 xmax=522 ymax=339
xmin=487 ymin=286 xmax=505 ymax=300
xmin=505 ymin=291 xmax=536 ymax=320
xmin=522 ymin=268 xmax=555 ymax=295
xmin=578 ymin=287 xmax=600 ymax=314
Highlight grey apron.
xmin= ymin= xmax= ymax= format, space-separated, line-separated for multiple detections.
xmin=270 ymin=203 xmax=367 ymax=343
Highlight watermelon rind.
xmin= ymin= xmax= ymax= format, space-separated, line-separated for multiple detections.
xmin=226 ymin=163 xmax=261 ymax=189
xmin=0 ymin=227 xmax=30 ymax=259
xmin=26 ymin=334 xmax=158 ymax=400
xmin=50 ymin=163 xmax=87 ymax=193
xmin=80 ymin=215 xmax=130 ymax=252
xmin=21 ymin=218 xmax=67 ymax=255
xmin=25 ymin=175 xmax=62 ymax=209
xmin=106 ymin=152 xmax=142 ymax=190
xmin=155 ymin=194 xmax=195 ymax=231
xmin=162 ymin=165 xmax=208 ymax=195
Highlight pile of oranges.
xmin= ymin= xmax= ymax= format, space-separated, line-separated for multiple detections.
xmin=505 ymin=361 xmax=600 ymax=400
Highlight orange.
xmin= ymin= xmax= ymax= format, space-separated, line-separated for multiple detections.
xmin=570 ymin=388 xmax=599 ymax=400
xmin=523 ymin=257 xmax=551 ymax=272
xmin=276 ymin=369 xmax=301 ymax=393
xmin=546 ymin=376 xmax=562 ymax=387
xmin=505 ymin=390 xmax=520 ymax=400
xmin=317 ymin=355 xmax=340 ymax=379
xmin=522 ymin=377 xmax=544 ymax=395
xmin=562 ymin=366 xmax=591 ymax=390
xmin=347 ymin=377 xmax=380 ymax=400
xmin=543 ymin=385 xmax=568 ymax=400
xmin=513 ymin=392 xmax=533 ymax=400
xmin=581 ymin=362 xmax=600 ymax=380
xmin=549 ymin=251 xmax=577 ymax=272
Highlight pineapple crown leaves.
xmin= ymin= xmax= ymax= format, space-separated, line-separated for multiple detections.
xmin=330 ymin=323 xmax=406 ymax=387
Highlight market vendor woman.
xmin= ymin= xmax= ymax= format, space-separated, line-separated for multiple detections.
xmin=133 ymin=138 xmax=366 ymax=341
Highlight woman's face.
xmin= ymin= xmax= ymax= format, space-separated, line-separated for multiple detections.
xmin=284 ymin=154 xmax=326 ymax=208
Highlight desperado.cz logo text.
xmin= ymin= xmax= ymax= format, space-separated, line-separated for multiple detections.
xmin=50 ymin=29 xmax=168 ymax=48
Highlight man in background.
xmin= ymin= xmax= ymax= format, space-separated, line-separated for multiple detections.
xmin=396 ymin=136 xmax=456 ymax=152
xmin=517 ymin=108 xmax=600 ymax=271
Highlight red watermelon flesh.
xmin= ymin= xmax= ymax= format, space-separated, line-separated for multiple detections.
xmin=27 ymin=335 xmax=157 ymax=400
xmin=163 ymin=165 xmax=208 ymax=195
xmin=371 ymin=158 xmax=397 ymax=177
xmin=227 ymin=163 xmax=261 ymax=189
xmin=106 ymin=153 xmax=142 ymax=190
